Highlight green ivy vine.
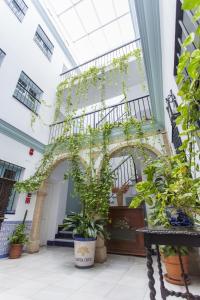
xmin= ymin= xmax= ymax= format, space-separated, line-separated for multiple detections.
xmin=175 ymin=0 xmax=200 ymax=175
xmin=54 ymin=48 xmax=142 ymax=122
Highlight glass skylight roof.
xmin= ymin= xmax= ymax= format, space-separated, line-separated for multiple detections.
xmin=42 ymin=0 xmax=137 ymax=65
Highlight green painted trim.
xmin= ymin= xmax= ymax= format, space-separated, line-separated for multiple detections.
xmin=0 ymin=119 xmax=45 ymax=153
xmin=130 ymin=0 xmax=165 ymax=129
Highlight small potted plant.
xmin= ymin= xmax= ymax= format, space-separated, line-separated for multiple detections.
xmin=160 ymin=246 xmax=190 ymax=285
xmin=8 ymin=224 xmax=28 ymax=259
xmin=63 ymin=213 xmax=106 ymax=268
xmin=130 ymin=154 xmax=200 ymax=285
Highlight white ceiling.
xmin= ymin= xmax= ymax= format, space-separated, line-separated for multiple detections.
xmin=41 ymin=0 xmax=136 ymax=65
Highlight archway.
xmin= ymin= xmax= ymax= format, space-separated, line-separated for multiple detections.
xmin=27 ymin=154 xmax=88 ymax=253
xmin=103 ymin=143 xmax=160 ymax=256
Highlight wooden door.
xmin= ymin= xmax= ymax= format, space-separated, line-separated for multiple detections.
xmin=107 ymin=207 xmax=146 ymax=256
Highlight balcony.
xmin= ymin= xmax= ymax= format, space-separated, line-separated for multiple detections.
xmin=60 ymin=38 xmax=141 ymax=81
xmin=57 ymin=38 xmax=146 ymax=111
xmin=49 ymin=95 xmax=151 ymax=143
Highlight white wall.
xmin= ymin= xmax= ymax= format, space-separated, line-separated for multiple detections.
xmin=0 ymin=0 xmax=73 ymax=144
xmin=159 ymin=0 xmax=180 ymax=153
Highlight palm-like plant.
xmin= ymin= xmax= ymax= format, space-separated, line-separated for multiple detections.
xmin=63 ymin=213 xmax=107 ymax=239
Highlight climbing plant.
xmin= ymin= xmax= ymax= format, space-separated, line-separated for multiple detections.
xmin=54 ymin=48 xmax=142 ymax=122
xmin=175 ymin=0 xmax=200 ymax=174
xmin=15 ymin=45 xmax=149 ymax=220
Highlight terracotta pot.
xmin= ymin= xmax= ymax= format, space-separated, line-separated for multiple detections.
xmin=162 ymin=255 xmax=190 ymax=285
xmin=9 ymin=244 xmax=23 ymax=259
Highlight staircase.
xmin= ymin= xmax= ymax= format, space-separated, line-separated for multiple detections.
xmin=47 ymin=225 xmax=74 ymax=248
xmin=110 ymin=155 xmax=138 ymax=206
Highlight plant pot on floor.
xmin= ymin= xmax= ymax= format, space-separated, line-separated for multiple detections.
xmin=9 ymin=244 xmax=23 ymax=259
xmin=74 ymin=236 xmax=96 ymax=268
xmin=162 ymin=255 xmax=190 ymax=286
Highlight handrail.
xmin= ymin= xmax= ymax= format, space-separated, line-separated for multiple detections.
xmin=96 ymin=97 xmax=126 ymax=127
xmin=111 ymin=155 xmax=134 ymax=175
xmin=48 ymin=95 xmax=151 ymax=143
xmin=60 ymin=38 xmax=141 ymax=77
xmin=50 ymin=95 xmax=150 ymax=127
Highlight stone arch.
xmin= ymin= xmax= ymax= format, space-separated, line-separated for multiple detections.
xmin=28 ymin=153 xmax=88 ymax=253
xmin=97 ymin=141 xmax=162 ymax=175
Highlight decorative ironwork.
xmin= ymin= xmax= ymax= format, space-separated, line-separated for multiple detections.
xmin=49 ymin=95 xmax=151 ymax=143
xmin=166 ymin=90 xmax=182 ymax=153
xmin=166 ymin=90 xmax=179 ymax=121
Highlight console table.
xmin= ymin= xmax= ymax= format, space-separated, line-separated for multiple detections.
xmin=137 ymin=227 xmax=200 ymax=300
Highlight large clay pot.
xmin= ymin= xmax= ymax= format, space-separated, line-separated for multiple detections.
xmin=162 ymin=255 xmax=190 ymax=285
xmin=95 ymin=236 xmax=107 ymax=263
xmin=74 ymin=236 xmax=96 ymax=268
xmin=9 ymin=244 xmax=23 ymax=259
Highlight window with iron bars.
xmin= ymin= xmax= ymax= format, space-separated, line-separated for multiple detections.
xmin=0 ymin=160 xmax=23 ymax=214
xmin=174 ymin=0 xmax=199 ymax=75
xmin=13 ymin=71 xmax=43 ymax=114
xmin=34 ymin=25 xmax=54 ymax=60
xmin=0 ymin=49 xmax=6 ymax=67
xmin=4 ymin=0 xmax=28 ymax=22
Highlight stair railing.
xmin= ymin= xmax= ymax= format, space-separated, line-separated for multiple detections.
xmin=49 ymin=95 xmax=151 ymax=143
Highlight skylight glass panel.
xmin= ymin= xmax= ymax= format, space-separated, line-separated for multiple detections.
xmin=76 ymin=0 xmax=100 ymax=34
xmin=113 ymin=0 xmax=129 ymax=17
xmin=89 ymin=30 xmax=109 ymax=56
xmin=41 ymin=0 xmax=137 ymax=64
xmin=74 ymin=37 xmax=97 ymax=62
xmin=104 ymin=22 xmax=122 ymax=48
xmin=118 ymin=14 xmax=135 ymax=43
xmin=60 ymin=8 xmax=86 ymax=41
xmin=94 ymin=0 xmax=115 ymax=24
xmin=48 ymin=0 xmax=72 ymax=15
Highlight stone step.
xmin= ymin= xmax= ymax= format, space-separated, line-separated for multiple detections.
xmin=47 ymin=238 xmax=74 ymax=248
xmin=55 ymin=230 xmax=73 ymax=239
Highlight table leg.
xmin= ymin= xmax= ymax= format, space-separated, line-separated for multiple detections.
xmin=156 ymin=245 xmax=167 ymax=300
xmin=177 ymin=248 xmax=190 ymax=300
xmin=147 ymin=246 xmax=156 ymax=300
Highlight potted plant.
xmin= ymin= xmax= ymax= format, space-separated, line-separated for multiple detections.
xmin=160 ymin=246 xmax=190 ymax=285
xmin=130 ymin=154 xmax=200 ymax=285
xmin=63 ymin=213 xmax=106 ymax=268
xmin=8 ymin=224 xmax=28 ymax=259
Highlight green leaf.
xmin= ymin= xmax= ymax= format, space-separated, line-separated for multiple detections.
xmin=193 ymin=7 xmax=200 ymax=21
xmin=182 ymin=33 xmax=195 ymax=48
xmin=196 ymin=25 xmax=200 ymax=36
xmin=182 ymin=0 xmax=200 ymax=10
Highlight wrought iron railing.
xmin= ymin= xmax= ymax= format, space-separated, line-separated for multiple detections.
xmin=111 ymin=155 xmax=137 ymax=190
xmin=60 ymin=38 xmax=141 ymax=81
xmin=49 ymin=95 xmax=151 ymax=143
xmin=174 ymin=0 xmax=198 ymax=75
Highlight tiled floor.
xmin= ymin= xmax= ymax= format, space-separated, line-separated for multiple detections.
xmin=0 ymin=247 xmax=199 ymax=300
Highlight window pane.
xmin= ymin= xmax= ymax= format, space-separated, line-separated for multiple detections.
xmin=13 ymin=71 xmax=43 ymax=113
xmin=34 ymin=25 xmax=54 ymax=60
xmin=5 ymin=0 xmax=28 ymax=22
xmin=0 ymin=49 xmax=6 ymax=66
xmin=0 ymin=160 xmax=23 ymax=212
